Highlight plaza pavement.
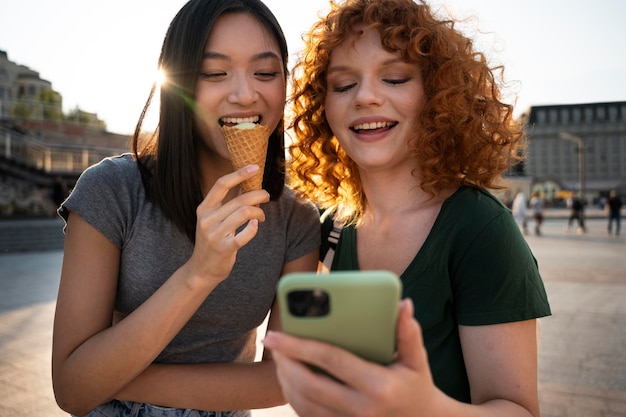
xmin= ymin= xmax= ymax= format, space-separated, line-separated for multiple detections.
xmin=0 ymin=214 xmax=624 ymax=416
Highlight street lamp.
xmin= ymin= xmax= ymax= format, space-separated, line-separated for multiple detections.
xmin=559 ymin=132 xmax=586 ymax=200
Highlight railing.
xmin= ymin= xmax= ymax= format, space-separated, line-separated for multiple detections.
xmin=0 ymin=126 xmax=126 ymax=174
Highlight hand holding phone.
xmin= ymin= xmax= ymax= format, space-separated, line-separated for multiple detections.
xmin=277 ymin=270 xmax=402 ymax=365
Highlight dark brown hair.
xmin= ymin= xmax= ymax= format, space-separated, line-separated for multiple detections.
xmin=132 ymin=0 xmax=289 ymax=240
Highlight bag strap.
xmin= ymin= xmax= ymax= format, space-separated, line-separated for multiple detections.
xmin=318 ymin=218 xmax=343 ymax=274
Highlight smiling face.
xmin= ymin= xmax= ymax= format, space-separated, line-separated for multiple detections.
xmin=324 ymin=26 xmax=425 ymax=174
xmin=194 ymin=12 xmax=286 ymax=160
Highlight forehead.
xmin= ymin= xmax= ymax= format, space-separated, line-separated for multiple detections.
xmin=205 ymin=12 xmax=281 ymax=55
xmin=328 ymin=26 xmax=395 ymax=63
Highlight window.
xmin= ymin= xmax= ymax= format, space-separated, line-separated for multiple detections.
xmin=536 ymin=109 xmax=546 ymax=124
xmin=549 ymin=109 xmax=558 ymax=124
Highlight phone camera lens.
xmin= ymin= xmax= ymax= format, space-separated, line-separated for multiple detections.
xmin=288 ymin=290 xmax=330 ymax=317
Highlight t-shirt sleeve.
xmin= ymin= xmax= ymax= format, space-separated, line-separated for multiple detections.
xmin=452 ymin=211 xmax=551 ymax=326
xmin=59 ymin=155 xmax=137 ymax=249
xmin=283 ymin=192 xmax=321 ymax=264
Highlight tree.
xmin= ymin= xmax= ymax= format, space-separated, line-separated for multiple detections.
xmin=38 ymin=89 xmax=63 ymax=121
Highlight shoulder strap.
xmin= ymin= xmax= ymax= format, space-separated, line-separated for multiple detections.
xmin=319 ymin=218 xmax=343 ymax=274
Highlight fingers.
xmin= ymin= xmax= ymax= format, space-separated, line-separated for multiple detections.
xmin=200 ymin=164 xmax=269 ymax=210
xmin=196 ymin=164 xmax=269 ymax=247
xmin=264 ymin=331 xmax=380 ymax=393
xmin=199 ymin=203 xmax=263 ymax=248
xmin=265 ymin=302 xmax=437 ymax=417
xmin=188 ymin=165 xmax=269 ymax=280
xmin=270 ymin=350 xmax=350 ymax=416
xmin=265 ymin=299 xmax=429 ymax=388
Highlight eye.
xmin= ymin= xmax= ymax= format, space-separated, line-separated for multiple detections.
xmin=384 ymin=77 xmax=411 ymax=85
xmin=199 ymin=72 xmax=227 ymax=81
xmin=332 ymin=83 xmax=356 ymax=93
xmin=255 ymin=71 xmax=280 ymax=81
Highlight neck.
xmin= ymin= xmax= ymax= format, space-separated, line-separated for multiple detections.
xmin=358 ymin=165 xmax=455 ymax=225
xmin=360 ymin=167 xmax=422 ymax=217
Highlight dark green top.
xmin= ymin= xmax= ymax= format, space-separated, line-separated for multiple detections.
xmin=322 ymin=186 xmax=551 ymax=402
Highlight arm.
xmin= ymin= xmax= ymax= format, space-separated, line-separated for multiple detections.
xmin=114 ymin=249 xmax=319 ymax=411
xmin=458 ymin=320 xmax=540 ymax=416
xmin=264 ymin=299 xmax=540 ymax=417
xmin=52 ymin=166 xmax=269 ymax=416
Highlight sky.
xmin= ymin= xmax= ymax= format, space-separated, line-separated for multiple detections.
xmin=1 ymin=0 xmax=625 ymax=135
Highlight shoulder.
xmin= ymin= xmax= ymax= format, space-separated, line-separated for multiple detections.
xmin=262 ymin=187 xmax=321 ymax=239
xmin=77 ymin=154 xmax=143 ymax=197
xmin=87 ymin=152 xmax=138 ymax=174
xmin=78 ymin=153 xmax=140 ymax=185
xmin=259 ymin=187 xmax=321 ymax=259
xmin=60 ymin=154 xmax=145 ymax=244
xmin=270 ymin=187 xmax=320 ymax=218
xmin=63 ymin=153 xmax=143 ymax=215
xmin=444 ymin=187 xmax=509 ymax=218
xmin=434 ymin=187 xmax=519 ymax=246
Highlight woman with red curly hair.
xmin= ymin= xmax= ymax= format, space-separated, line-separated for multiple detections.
xmin=263 ymin=0 xmax=551 ymax=416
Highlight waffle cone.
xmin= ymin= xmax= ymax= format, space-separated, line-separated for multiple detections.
xmin=222 ymin=123 xmax=271 ymax=192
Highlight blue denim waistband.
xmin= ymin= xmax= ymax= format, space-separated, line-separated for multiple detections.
xmin=80 ymin=400 xmax=251 ymax=417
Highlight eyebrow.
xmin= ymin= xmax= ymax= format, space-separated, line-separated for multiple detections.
xmin=327 ymin=57 xmax=407 ymax=75
xmin=202 ymin=51 xmax=282 ymax=62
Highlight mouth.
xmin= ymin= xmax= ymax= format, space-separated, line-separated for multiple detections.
xmin=219 ymin=115 xmax=261 ymax=127
xmin=350 ymin=121 xmax=398 ymax=133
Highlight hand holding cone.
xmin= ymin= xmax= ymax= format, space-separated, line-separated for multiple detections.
xmin=222 ymin=123 xmax=271 ymax=192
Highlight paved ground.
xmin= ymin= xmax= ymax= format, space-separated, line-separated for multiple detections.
xmin=0 ymin=214 xmax=624 ymax=416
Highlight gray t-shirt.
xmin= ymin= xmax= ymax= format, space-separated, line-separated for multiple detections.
xmin=60 ymin=154 xmax=320 ymax=364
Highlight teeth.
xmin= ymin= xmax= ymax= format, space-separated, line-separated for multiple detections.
xmin=221 ymin=116 xmax=260 ymax=124
xmin=352 ymin=121 xmax=394 ymax=130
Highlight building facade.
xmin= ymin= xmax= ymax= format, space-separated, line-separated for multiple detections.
xmin=0 ymin=50 xmax=129 ymax=217
xmin=0 ymin=50 xmax=63 ymax=121
xmin=521 ymin=101 xmax=626 ymax=203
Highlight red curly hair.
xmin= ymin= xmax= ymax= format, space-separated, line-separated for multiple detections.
xmin=287 ymin=0 xmax=525 ymax=223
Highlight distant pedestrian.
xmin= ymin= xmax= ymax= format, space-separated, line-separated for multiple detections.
xmin=529 ymin=191 xmax=545 ymax=236
xmin=567 ymin=196 xmax=586 ymax=233
xmin=511 ymin=191 xmax=528 ymax=234
xmin=606 ymin=190 xmax=622 ymax=236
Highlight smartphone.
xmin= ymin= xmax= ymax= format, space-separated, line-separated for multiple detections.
xmin=277 ymin=270 xmax=402 ymax=365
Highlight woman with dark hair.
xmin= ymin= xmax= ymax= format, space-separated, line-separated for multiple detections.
xmin=264 ymin=0 xmax=550 ymax=416
xmin=52 ymin=1 xmax=320 ymax=416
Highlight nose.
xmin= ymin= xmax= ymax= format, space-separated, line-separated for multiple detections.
xmin=227 ymin=73 xmax=259 ymax=106
xmin=354 ymin=77 xmax=384 ymax=108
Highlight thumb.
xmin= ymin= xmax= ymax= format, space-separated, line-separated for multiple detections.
xmin=394 ymin=298 xmax=428 ymax=371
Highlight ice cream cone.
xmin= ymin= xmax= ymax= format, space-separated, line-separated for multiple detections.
xmin=222 ymin=123 xmax=271 ymax=192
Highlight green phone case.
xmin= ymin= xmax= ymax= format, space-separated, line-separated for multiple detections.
xmin=277 ymin=270 xmax=402 ymax=365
